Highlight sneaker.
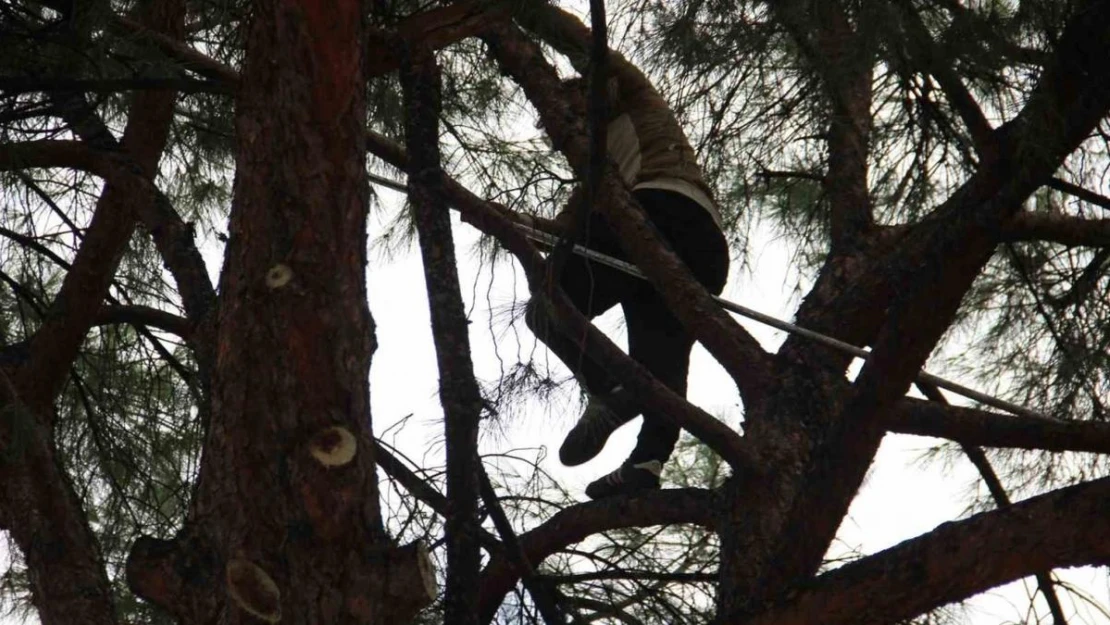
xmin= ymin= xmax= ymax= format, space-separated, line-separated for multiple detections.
xmin=584 ymin=460 xmax=662 ymax=500
xmin=559 ymin=389 xmax=636 ymax=466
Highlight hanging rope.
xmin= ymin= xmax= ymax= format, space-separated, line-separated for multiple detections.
xmin=368 ymin=172 xmax=1048 ymax=421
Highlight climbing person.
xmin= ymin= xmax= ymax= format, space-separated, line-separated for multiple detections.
xmin=525 ymin=65 xmax=729 ymax=499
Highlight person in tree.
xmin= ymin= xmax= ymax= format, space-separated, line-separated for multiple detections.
xmin=526 ymin=66 xmax=729 ymax=499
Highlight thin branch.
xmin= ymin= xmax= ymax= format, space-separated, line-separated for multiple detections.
xmin=477 ymin=466 xmax=570 ymax=625
xmin=895 ymin=1 xmax=993 ymax=153
xmin=565 ymin=596 xmax=645 ymax=625
xmin=892 ymin=397 xmax=1110 ymax=454
xmin=94 ymin=305 xmax=191 ymax=338
xmin=478 ymin=488 xmax=714 ymax=624
xmin=111 ymin=15 xmax=240 ymax=84
xmin=365 ymin=130 xmax=757 ymax=470
xmin=1047 ymin=177 xmax=1110 ymax=212
xmin=110 ymin=0 xmax=504 ymax=91
xmin=373 ymin=440 xmax=503 ymax=551
xmin=9 ymin=57 xmax=186 ymax=403
xmin=486 ymin=15 xmax=773 ymax=407
xmin=1002 ymin=211 xmax=1110 ymax=247
xmin=543 ymin=0 xmax=609 ymax=286
xmin=766 ymin=0 xmax=874 ymax=245
xmin=0 ymin=76 xmax=229 ymax=96
xmin=400 ymin=41 xmax=483 ymax=625
xmin=541 ymin=570 xmax=715 ymax=584
xmin=0 ymin=139 xmax=216 ymax=368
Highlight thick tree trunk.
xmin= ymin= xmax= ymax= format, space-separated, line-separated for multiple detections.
xmin=126 ymin=1 xmax=434 ymax=623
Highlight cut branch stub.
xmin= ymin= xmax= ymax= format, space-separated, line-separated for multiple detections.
xmin=348 ymin=541 xmax=438 ymax=621
xmin=308 ymin=425 xmax=357 ymax=467
xmin=126 ymin=531 xmax=221 ymax=622
xmin=226 ymin=557 xmax=282 ymax=623
xmin=265 ymin=263 xmax=293 ymax=289
xmin=387 ymin=540 xmax=437 ymax=605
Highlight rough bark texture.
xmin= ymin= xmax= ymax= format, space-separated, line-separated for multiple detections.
xmin=125 ymin=1 xmax=431 ymax=623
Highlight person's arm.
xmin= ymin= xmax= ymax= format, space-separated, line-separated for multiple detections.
xmin=515 ymin=3 xmax=656 ymax=100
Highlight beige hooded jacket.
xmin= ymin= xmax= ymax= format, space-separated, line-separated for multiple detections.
xmin=565 ymin=61 xmax=723 ymax=229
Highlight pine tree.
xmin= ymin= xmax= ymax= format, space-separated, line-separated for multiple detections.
xmin=0 ymin=1 xmax=1109 ymax=624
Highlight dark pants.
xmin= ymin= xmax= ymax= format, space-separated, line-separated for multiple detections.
xmin=527 ymin=189 xmax=729 ymax=464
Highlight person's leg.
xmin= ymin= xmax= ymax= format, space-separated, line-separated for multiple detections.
xmin=625 ymin=296 xmax=692 ymax=465
xmin=524 ymin=212 xmax=627 ymax=395
xmin=583 ymin=291 xmax=691 ymax=499
xmin=585 ymin=189 xmax=729 ymax=498
xmin=523 ymin=212 xmax=642 ymax=466
xmin=524 ymin=272 xmax=621 ymax=398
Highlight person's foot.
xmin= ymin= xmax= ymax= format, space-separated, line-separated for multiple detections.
xmin=559 ymin=389 xmax=636 ymax=466
xmin=584 ymin=460 xmax=662 ymax=500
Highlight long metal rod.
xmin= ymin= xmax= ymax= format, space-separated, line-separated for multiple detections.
xmin=370 ymin=174 xmax=1048 ymax=421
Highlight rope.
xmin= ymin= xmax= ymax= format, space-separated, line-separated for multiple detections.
xmin=370 ymin=174 xmax=1049 ymax=421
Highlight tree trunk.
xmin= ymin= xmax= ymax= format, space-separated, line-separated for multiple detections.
xmin=125 ymin=1 xmax=434 ymax=622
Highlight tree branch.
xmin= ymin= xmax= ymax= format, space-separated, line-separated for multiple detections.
xmin=399 ymin=41 xmax=483 ymax=625
xmin=374 ymin=440 xmax=504 ymax=551
xmin=914 ymin=382 xmax=1067 ymax=625
xmin=766 ymin=0 xmax=873 ymax=247
xmin=766 ymin=0 xmax=1110 ymax=593
xmin=477 ymin=466 xmax=569 ymax=625
xmin=741 ymin=477 xmax=1110 ymax=625
xmin=0 ymin=3 xmax=186 ymax=623
xmin=891 ymin=396 xmax=1110 ymax=455
xmin=1002 ymin=211 xmax=1110 ymax=247
xmin=11 ymin=16 xmax=186 ymax=404
xmin=111 ymin=15 xmax=240 ymax=84
xmin=893 ymin=1 xmax=994 ymax=153
xmin=110 ymin=0 xmax=504 ymax=91
xmin=1047 ymin=177 xmax=1110 ymax=212
xmin=0 ymin=76 xmax=228 ymax=96
xmin=542 ymin=0 xmax=609 ymax=286
xmin=94 ymin=305 xmax=191 ymax=338
xmin=365 ymin=129 xmax=757 ymax=470
xmin=0 ymin=139 xmax=216 ymax=370
xmin=478 ymin=488 xmax=714 ymax=624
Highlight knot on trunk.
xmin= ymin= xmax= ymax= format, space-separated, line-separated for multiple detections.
xmin=227 ymin=557 xmax=282 ymax=623
xmin=125 ymin=531 xmax=220 ymax=622
xmin=308 ymin=425 xmax=357 ymax=467
xmin=347 ymin=540 xmax=437 ymax=622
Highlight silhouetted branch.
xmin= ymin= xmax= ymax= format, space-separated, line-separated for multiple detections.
xmin=1003 ymin=211 xmax=1110 ymax=247
xmin=892 ymin=397 xmax=1110 ymax=454
xmin=741 ymin=476 xmax=1110 ymax=625
xmin=478 ymin=488 xmax=714 ymax=623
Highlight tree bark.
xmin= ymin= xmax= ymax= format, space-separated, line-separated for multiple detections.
xmin=126 ymin=1 xmax=433 ymax=623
